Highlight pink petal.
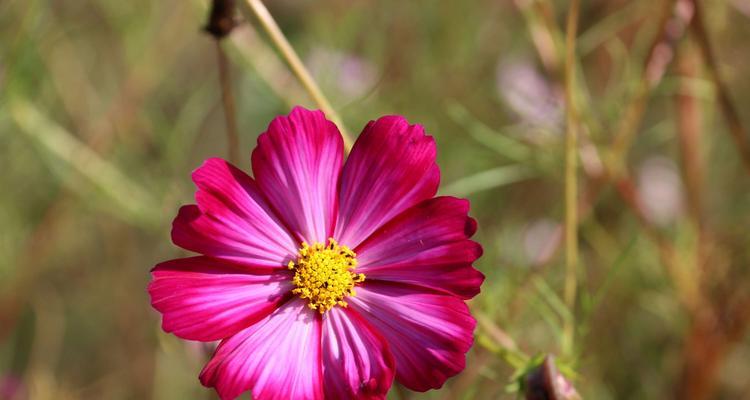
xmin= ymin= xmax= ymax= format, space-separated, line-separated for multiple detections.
xmin=251 ymin=107 xmax=344 ymax=244
xmin=148 ymin=256 xmax=292 ymax=342
xmin=356 ymin=197 xmax=484 ymax=299
xmin=348 ymin=282 xmax=476 ymax=392
xmin=200 ymin=299 xmax=323 ymax=400
xmin=172 ymin=158 xmax=297 ymax=268
xmin=335 ymin=116 xmax=440 ymax=248
xmin=322 ymin=307 xmax=395 ymax=399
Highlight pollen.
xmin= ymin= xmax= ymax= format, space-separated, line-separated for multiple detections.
xmin=288 ymin=238 xmax=365 ymax=314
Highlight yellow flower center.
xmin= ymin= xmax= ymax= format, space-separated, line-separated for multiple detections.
xmin=288 ymin=238 xmax=365 ymax=314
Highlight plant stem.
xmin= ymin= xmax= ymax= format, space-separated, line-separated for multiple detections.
xmin=240 ymin=0 xmax=353 ymax=150
xmin=690 ymin=0 xmax=750 ymax=175
xmin=561 ymin=0 xmax=581 ymax=357
xmin=524 ymin=0 xmax=685 ymax=268
xmin=609 ymin=0 xmax=678 ymax=174
xmin=474 ymin=311 xmax=528 ymax=369
xmin=215 ymin=42 xmax=241 ymax=165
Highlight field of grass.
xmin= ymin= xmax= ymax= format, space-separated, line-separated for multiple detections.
xmin=2 ymin=0 xmax=750 ymax=399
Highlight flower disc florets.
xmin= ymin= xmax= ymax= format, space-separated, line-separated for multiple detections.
xmin=288 ymin=238 xmax=364 ymax=313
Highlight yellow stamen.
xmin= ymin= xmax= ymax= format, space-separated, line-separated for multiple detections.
xmin=288 ymin=238 xmax=364 ymax=314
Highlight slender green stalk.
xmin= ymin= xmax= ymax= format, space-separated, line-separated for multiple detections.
xmin=562 ymin=0 xmax=581 ymax=357
xmin=240 ymin=0 xmax=353 ymax=150
xmin=475 ymin=311 xmax=529 ymax=369
xmin=10 ymin=100 xmax=159 ymax=226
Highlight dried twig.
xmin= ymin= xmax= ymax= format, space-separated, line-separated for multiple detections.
xmin=529 ymin=0 xmax=693 ymax=267
xmin=215 ymin=42 xmax=240 ymax=164
xmin=689 ymin=0 xmax=750 ymax=175
xmin=205 ymin=0 xmax=241 ymax=164
xmin=675 ymin=42 xmax=705 ymax=229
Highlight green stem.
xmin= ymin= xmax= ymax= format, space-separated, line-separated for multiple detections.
xmin=240 ymin=0 xmax=353 ymax=150
xmin=562 ymin=0 xmax=581 ymax=357
xmin=474 ymin=311 xmax=529 ymax=369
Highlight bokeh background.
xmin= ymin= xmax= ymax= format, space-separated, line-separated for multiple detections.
xmin=2 ymin=0 xmax=750 ymax=399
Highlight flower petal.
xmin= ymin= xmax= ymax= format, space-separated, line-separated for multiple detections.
xmin=148 ymin=256 xmax=291 ymax=342
xmin=348 ymin=282 xmax=476 ymax=392
xmin=335 ymin=116 xmax=440 ymax=248
xmin=322 ymin=307 xmax=395 ymax=399
xmin=356 ymin=196 xmax=484 ymax=299
xmin=200 ymin=299 xmax=323 ymax=400
xmin=251 ymin=107 xmax=344 ymax=244
xmin=172 ymin=158 xmax=297 ymax=268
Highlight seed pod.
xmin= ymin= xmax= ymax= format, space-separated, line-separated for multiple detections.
xmin=204 ymin=0 xmax=237 ymax=39
xmin=525 ymin=355 xmax=581 ymax=400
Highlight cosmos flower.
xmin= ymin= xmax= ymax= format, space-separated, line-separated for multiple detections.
xmin=148 ymin=107 xmax=484 ymax=399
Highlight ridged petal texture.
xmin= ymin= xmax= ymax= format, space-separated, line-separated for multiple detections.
xmin=149 ymin=107 xmax=483 ymax=399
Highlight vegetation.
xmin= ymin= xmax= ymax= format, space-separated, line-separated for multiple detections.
xmin=2 ymin=0 xmax=750 ymax=398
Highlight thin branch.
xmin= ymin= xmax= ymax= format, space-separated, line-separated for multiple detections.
xmin=205 ymin=0 xmax=241 ymax=164
xmin=509 ymin=0 xmax=693 ymax=335
xmin=675 ymin=42 xmax=704 ymax=229
xmin=561 ymin=0 xmax=581 ymax=357
xmin=215 ymin=42 xmax=241 ymax=164
xmin=239 ymin=0 xmax=353 ymax=150
xmin=608 ymin=0 xmax=681 ymax=173
xmin=531 ymin=0 xmax=691 ymax=268
xmin=690 ymin=0 xmax=750 ymax=175
xmin=229 ymin=25 xmax=308 ymax=107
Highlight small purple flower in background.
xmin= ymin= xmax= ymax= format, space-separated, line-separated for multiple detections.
xmin=0 ymin=374 xmax=26 ymax=400
xmin=523 ymin=218 xmax=562 ymax=266
xmin=496 ymin=59 xmax=563 ymax=139
xmin=636 ymin=157 xmax=684 ymax=226
xmin=307 ymin=47 xmax=378 ymax=102
xmin=149 ymin=107 xmax=484 ymax=399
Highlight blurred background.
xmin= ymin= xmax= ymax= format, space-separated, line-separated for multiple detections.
xmin=2 ymin=0 xmax=750 ymax=399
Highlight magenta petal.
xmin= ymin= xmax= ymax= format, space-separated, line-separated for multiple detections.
xmin=349 ymin=283 xmax=476 ymax=392
xmin=172 ymin=158 xmax=298 ymax=268
xmin=252 ymin=107 xmax=344 ymax=244
xmin=148 ymin=257 xmax=291 ymax=342
xmin=356 ymin=197 xmax=484 ymax=299
xmin=335 ymin=116 xmax=440 ymax=248
xmin=322 ymin=307 xmax=395 ymax=399
xmin=200 ymin=299 xmax=323 ymax=400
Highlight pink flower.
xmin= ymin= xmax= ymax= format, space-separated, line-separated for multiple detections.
xmin=148 ymin=107 xmax=484 ymax=400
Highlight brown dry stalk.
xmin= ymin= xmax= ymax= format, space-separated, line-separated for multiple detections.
xmin=531 ymin=0 xmax=693 ymax=267
xmin=678 ymin=290 xmax=750 ymax=399
xmin=215 ymin=42 xmax=241 ymax=165
xmin=506 ymin=1 xmax=699 ymax=364
xmin=675 ymin=42 xmax=704 ymax=229
xmin=672 ymin=3 xmax=750 ymax=398
xmin=205 ymin=0 xmax=241 ymax=164
xmin=689 ymin=0 xmax=750 ymax=175
xmin=608 ymin=0 xmax=687 ymax=173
